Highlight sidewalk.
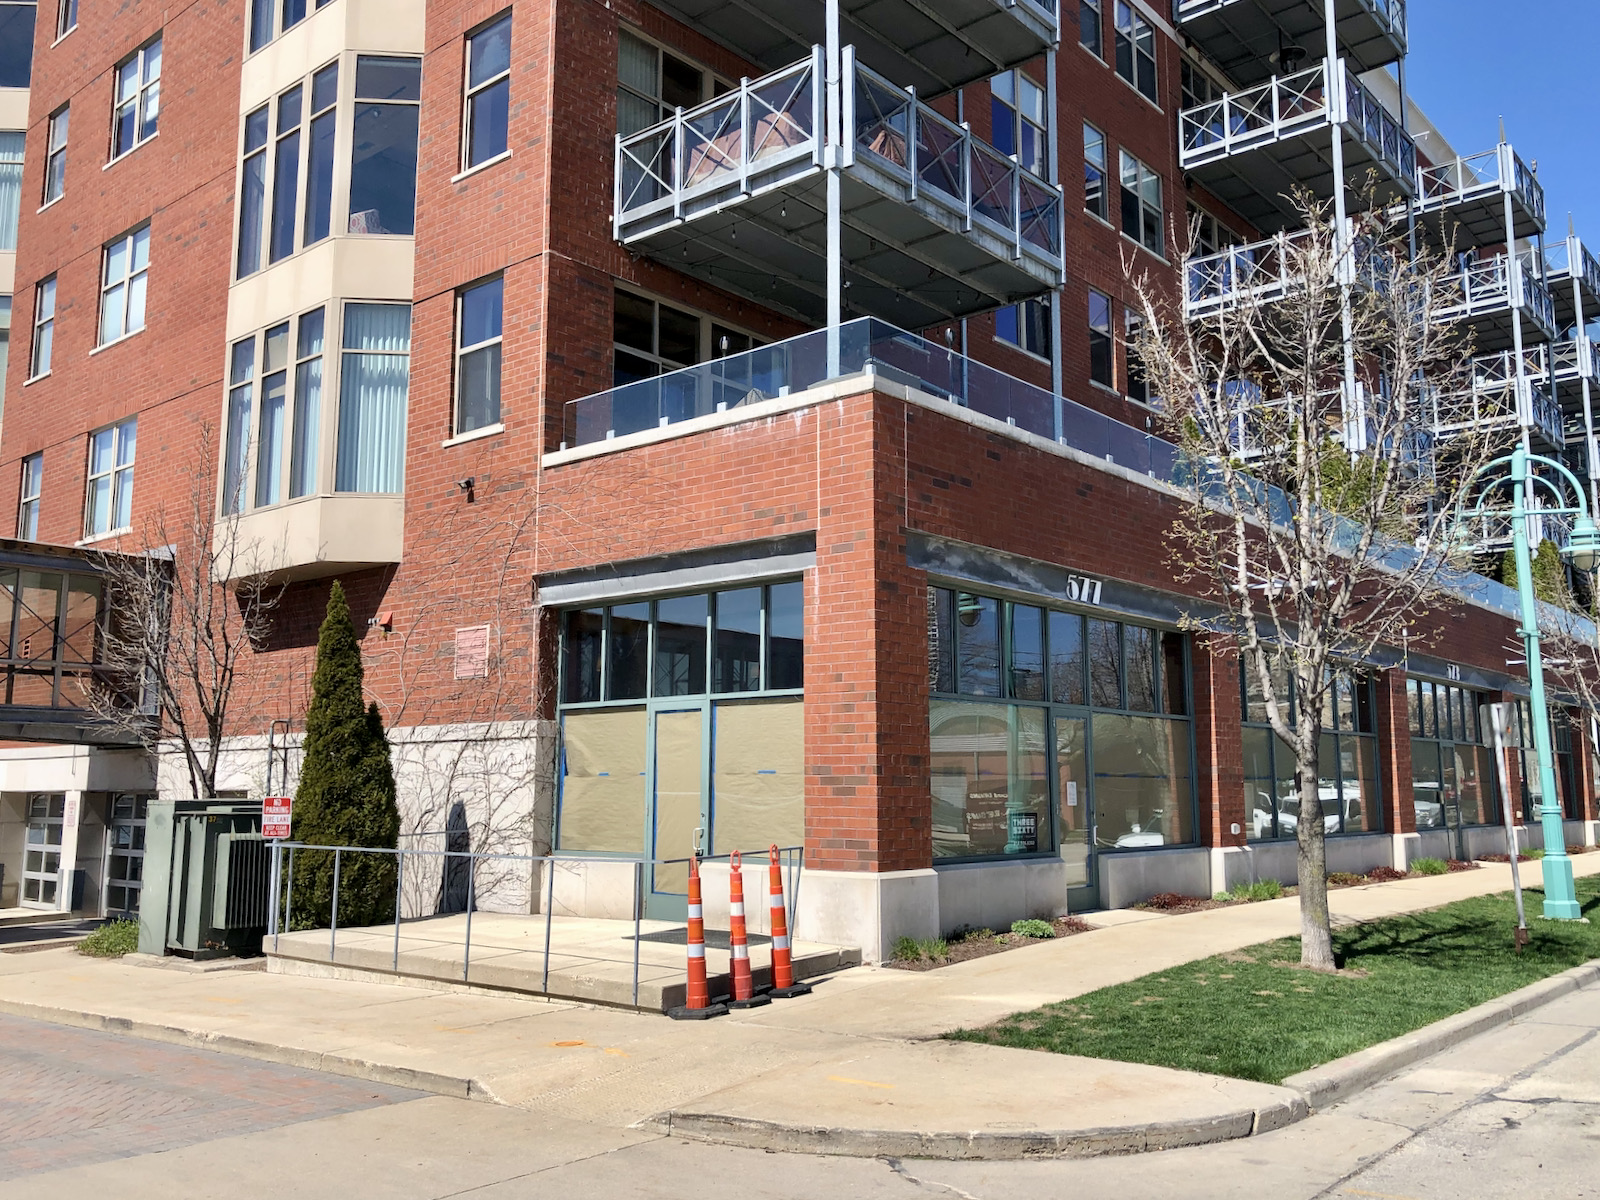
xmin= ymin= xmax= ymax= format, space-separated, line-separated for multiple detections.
xmin=0 ymin=856 xmax=1592 ymax=1157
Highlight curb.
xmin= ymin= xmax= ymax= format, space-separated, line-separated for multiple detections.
xmin=1282 ymin=959 xmax=1600 ymax=1111
xmin=0 ymin=996 xmax=490 ymax=1102
xmin=640 ymin=1093 xmax=1311 ymax=1161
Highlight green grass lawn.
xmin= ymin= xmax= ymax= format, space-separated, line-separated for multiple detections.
xmin=948 ymin=877 xmax=1600 ymax=1085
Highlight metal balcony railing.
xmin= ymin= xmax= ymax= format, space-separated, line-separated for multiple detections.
xmin=1414 ymin=145 xmax=1545 ymax=234
xmin=1183 ymin=222 xmax=1391 ymax=317
xmin=1179 ymin=58 xmax=1415 ymax=185
xmin=1427 ymin=358 xmax=1563 ymax=451
xmin=1544 ymin=238 xmax=1600 ymax=298
xmin=1548 ymin=337 xmax=1598 ymax=388
xmin=1434 ymin=253 xmax=1556 ymax=341
xmin=613 ymin=48 xmax=1064 ymax=280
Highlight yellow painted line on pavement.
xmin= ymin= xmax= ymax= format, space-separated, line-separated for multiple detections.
xmin=828 ymin=1075 xmax=895 ymax=1090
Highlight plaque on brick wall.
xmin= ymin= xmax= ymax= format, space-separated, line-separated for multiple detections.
xmin=454 ymin=624 xmax=491 ymax=679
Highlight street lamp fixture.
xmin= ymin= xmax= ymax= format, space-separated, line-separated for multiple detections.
xmin=1459 ymin=445 xmax=1590 ymax=921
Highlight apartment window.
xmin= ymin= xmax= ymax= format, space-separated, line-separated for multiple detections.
xmin=349 ymin=56 xmax=421 ymax=236
xmin=1124 ymin=308 xmax=1148 ymax=404
xmin=1187 ymin=203 xmax=1237 ymax=257
xmin=1114 ymin=2 xmax=1156 ymax=104
xmin=270 ymin=87 xmax=303 ymax=263
xmin=0 ymin=131 xmax=19 ymax=250
xmin=222 ymin=307 xmax=326 ymax=512
xmin=614 ymin=290 xmax=698 ymax=383
xmin=303 ymin=63 xmax=338 ymax=245
xmin=1407 ymin=680 xmax=1500 ymax=830
xmin=56 ymin=0 xmax=75 ymax=37
xmin=990 ymin=71 xmax=1045 ymax=177
xmin=1119 ymin=150 xmax=1163 ymax=257
xmin=0 ymin=296 xmax=9 ymax=423
xmin=336 ymin=303 xmax=411 ymax=493
xmin=1181 ymin=59 xmax=1223 ymax=112
xmin=290 ymin=309 xmax=325 ymax=498
xmin=29 ymin=276 xmax=53 ymax=377
xmin=456 ymin=277 xmax=503 ymax=435
xmin=0 ymin=2 xmax=35 ymax=88
xmin=464 ymin=13 xmax=512 ymax=170
xmin=100 ymin=225 xmax=150 ymax=345
xmin=223 ymin=338 xmax=253 ymax=513
xmin=1083 ymin=123 xmax=1107 ymax=221
xmin=1078 ymin=0 xmax=1101 ymax=57
xmin=1088 ymin=289 xmax=1113 ymax=387
xmin=996 ymin=298 xmax=1049 ymax=359
xmin=112 ymin=37 xmax=162 ymax=159
xmin=238 ymin=109 xmax=268 ymax=277
xmin=250 ymin=0 xmax=335 ymax=53
xmin=42 ymin=108 xmax=67 ymax=205
xmin=85 ymin=418 xmax=137 ymax=537
xmin=237 ymin=65 xmax=337 ymax=276
xmin=17 ymin=452 xmax=41 ymax=540
xmin=617 ymin=30 xmax=711 ymax=137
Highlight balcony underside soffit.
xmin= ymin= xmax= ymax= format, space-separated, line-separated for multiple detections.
xmin=1177 ymin=0 xmax=1404 ymax=86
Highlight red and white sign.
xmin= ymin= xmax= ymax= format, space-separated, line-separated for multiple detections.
xmin=262 ymin=796 xmax=293 ymax=839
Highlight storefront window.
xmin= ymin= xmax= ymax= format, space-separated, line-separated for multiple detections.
xmin=1241 ymin=666 xmax=1382 ymax=839
xmin=928 ymin=586 xmax=1194 ymax=861
xmin=1407 ymin=678 xmax=1499 ymax=830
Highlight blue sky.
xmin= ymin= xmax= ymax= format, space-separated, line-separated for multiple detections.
xmin=1404 ymin=0 xmax=1600 ymax=242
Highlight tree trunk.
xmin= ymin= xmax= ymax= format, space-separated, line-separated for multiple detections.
xmin=1296 ymin=743 xmax=1335 ymax=970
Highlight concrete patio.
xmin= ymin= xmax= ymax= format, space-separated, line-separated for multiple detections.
xmin=265 ymin=912 xmax=858 ymax=1012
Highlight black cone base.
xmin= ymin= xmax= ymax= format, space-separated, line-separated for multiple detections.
xmin=768 ymin=982 xmax=813 ymax=998
xmin=727 ymin=993 xmax=773 ymax=1009
xmin=667 ymin=1002 xmax=729 ymax=1020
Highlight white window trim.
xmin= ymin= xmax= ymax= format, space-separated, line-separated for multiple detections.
xmin=98 ymin=225 xmax=151 ymax=347
xmin=43 ymin=106 xmax=68 ymax=206
xmin=109 ymin=37 xmax=163 ymax=164
xmin=82 ymin=418 xmax=137 ymax=540
xmin=450 ymin=148 xmax=512 ymax=185
xmin=28 ymin=277 xmax=55 ymax=381
xmin=454 ymin=276 xmax=505 ymax=437
xmin=17 ymin=453 xmax=42 ymax=539
xmin=441 ymin=423 xmax=505 ymax=449
xmin=462 ymin=12 xmax=513 ymax=173
xmin=54 ymin=0 xmax=77 ymax=44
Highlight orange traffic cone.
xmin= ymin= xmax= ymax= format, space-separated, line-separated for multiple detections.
xmin=668 ymin=854 xmax=728 ymax=1020
xmin=766 ymin=844 xmax=811 ymax=998
xmin=726 ymin=851 xmax=771 ymax=1009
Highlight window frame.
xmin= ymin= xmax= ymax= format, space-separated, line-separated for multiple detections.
xmin=83 ymin=417 xmax=137 ymax=539
xmin=1406 ymin=678 xmax=1504 ymax=829
xmin=0 ymin=129 xmax=20 ymax=252
xmin=617 ymin=27 xmax=726 ymax=138
xmin=98 ymin=224 xmax=151 ymax=347
xmin=1078 ymin=0 xmax=1102 ymax=58
xmin=42 ymin=106 xmax=67 ymax=206
xmin=347 ymin=54 xmax=422 ymax=237
xmin=249 ymin=0 xmax=335 ymax=53
xmin=1119 ymin=149 xmax=1164 ymax=258
xmin=1087 ymin=287 xmax=1114 ymax=389
xmin=17 ymin=452 xmax=41 ymax=539
xmin=29 ymin=276 xmax=54 ymax=379
xmin=222 ymin=305 xmax=330 ymax=512
xmin=1113 ymin=1 xmax=1158 ymax=105
xmin=989 ymin=69 xmax=1046 ymax=178
xmin=995 ymin=297 xmax=1050 ymax=360
xmin=237 ymin=60 xmax=340 ymax=279
xmin=1083 ymin=122 xmax=1108 ymax=223
xmin=0 ymin=1 xmax=35 ymax=89
xmin=461 ymin=11 xmax=513 ymax=173
xmin=612 ymin=285 xmax=762 ymax=386
xmin=55 ymin=0 xmax=75 ymax=38
xmin=454 ymin=275 xmax=505 ymax=436
xmin=110 ymin=36 xmax=162 ymax=162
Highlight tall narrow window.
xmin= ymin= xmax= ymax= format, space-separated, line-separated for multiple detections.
xmin=1119 ymin=150 xmax=1163 ymax=256
xmin=1078 ymin=0 xmax=1101 ymax=58
xmin=1083 ymin=123 xmax=1107 ymax=221
xmin=269 ymin=85 xmax=303 ymax=263
xmin=1124 ymin=308 xmax=1149 ymax=403
xmin=0 ymin=295 xmax=9 ymax=423
xmin=17 ymin=452 xmax=41 ymax=540
xmin=56 ymin=0 xmax=75 ymax=36
xmin=989 ymin=70 xmax=1045 ymax=177
xmin=0 ymin=2 xmax=35 ymax=88
xmin=249 ymin=0 xmax=273 ymax=51
xmin=42 ymin=107 xmax=67 ymax=206
xmin=29 ymin=276 xmax=54 ymax=377
xmin=290 ymin=308 xmax=325 ymax=498
xmin=456 ymin=276 xmax=503 ymax=434
xmin=237 ymin=106 xmax=269 ymax=277
xmin=995 ymin=298 xmax=1049 ymax=358
xmin=303 ymin=63 xmax=338 ymax=246
xmin=112 ymin=37 xmax=162 ymax=159
xmin=617 ymin=30 xmax=706 ymax=136
xmin=336 ymin=303 xmax=412 ymax=493
xmin=464 ymin=13 xmax=512 ymax=170
xmin=349 ymin=56 xmax=421 ymax=236
xmin=255 ymin=322 xmax=290 ymax=507
xmin=223 ymin=339 xmax=254 ymax=515
xmin=1088 ymin=289 xmax=1113 ymax=387
xmin=85 ymin=418 xmax=137 ymax=537
xmin=1114 ymin=3 xmax=1157 ymax=103
xmin=0 ymin=131 xmax=20 ymax=251
xmin=100 ymin=225 xmax=150 ymax=345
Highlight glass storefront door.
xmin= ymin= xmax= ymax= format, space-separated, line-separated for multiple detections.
xmin=1054 ymin=714 xmax=1095 ymax=908
xmin=106 ymin=793 xmax=150 ymax=916
xmin=22 ymin=793 xmax=64 ymax=909
xmin=647 ymin=703 xmax=709 ymax=918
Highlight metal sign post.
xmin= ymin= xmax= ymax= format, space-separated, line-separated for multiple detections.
xmin=263 ymin=797 xmax=293 ymax=951
xmin=1489 ymin=703 xmax=1530 ymax=950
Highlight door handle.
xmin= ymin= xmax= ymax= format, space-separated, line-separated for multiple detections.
xmin=693 ymin=826 xmax=705 ymax=857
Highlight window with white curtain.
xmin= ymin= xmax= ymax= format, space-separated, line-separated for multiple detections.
xmin=223 ymin=338 xmax=254 ymax=515
xmin=336 ymin=303 xmax=411 ymax=493
xmin=0 ymin=131 xmax=23 ymax=252
xmin=0 ymin=296 xmax=10 ymax=427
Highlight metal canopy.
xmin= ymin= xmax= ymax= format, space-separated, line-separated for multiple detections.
xmin=642 ymin=0 xmax=1057 ymax=97
xmin=1175 ymin=0 xmax=1405 ymax=86
xmin=615 ymin=49 xmax=1064 ymax=327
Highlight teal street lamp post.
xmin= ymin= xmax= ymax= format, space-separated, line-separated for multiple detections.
xmin=1461 ymin=445 xmax=1600 ymax=921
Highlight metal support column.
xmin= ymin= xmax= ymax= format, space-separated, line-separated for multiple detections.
xmin=1325 ymin=0 xmax=1361 ymax=450
xmin=1397 ymin=55 xmax=1417 ymax=261
xmin=825 ymin=0 xmax=843 ymax=377
xmin=1503 ymin=129 xmax=1537 ymax=539
xmin=1047 ymin=46 xmax=1064 ymax=440
xmin=1571 ymin=220 xmax=1600 ymax=515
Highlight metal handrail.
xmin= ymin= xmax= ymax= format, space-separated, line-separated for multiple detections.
xmin=1436 ymin=253 xmax=1556 ymax=334
xmin=1415 ymin=144 xmax=1545 ymax=229
xmin=1544 ymin=237 xmax=1600 ymax=300
xmin=265 ymin=841 xmax=806 ymax=1011
xmin=1182 ymin=221 xmax=1389 ymax=315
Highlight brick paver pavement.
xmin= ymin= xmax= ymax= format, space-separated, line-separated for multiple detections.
xmin=0 ymin=1013 xmax=420 ymax=1180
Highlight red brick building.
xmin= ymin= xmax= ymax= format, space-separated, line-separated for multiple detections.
xmin=0 ymin=0 xmax=1594 ymax=955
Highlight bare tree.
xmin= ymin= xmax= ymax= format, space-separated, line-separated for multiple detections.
xmin=88 ymin=420 xmax=285 ymax=800
xmin=1129 ymin=189 xmax=1504 ymax=970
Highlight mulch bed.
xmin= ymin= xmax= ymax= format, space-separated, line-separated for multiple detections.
xmin=885 ymin=916 xmax=1095 ymax=972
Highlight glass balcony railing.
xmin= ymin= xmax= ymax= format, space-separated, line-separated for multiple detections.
xmin=1414 ymin=145 xmax=1545 ymax=231
xmin=613 ymin=48 xmax=1063 ymax=272
xmin=1179 ymin=58 xmax=1415 ymax=184
xmin=562 ymin=318 xmax=1178 ymax=479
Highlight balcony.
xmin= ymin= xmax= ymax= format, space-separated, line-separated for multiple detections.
xmin=217 ymin=495 xmax=405 ymax=583
xmin=1413 ymin=145 xmax=1545 ymax=248
xmin=641 ymin=0 xmax=1057 ymax=96
xmin=1173 ymin=0 xmax=1406 ymax=87
xmin=1182 ymin=221 xmax=1390 ymax=318
xmin=614 ymin=49 xmax=1065 ymax=329
xmin=1545 ymin=337 xmax=1598 ymax=408
xmin=1427 ymin=354 xmax=1563 ymax=453
xmin=1179 ymin=58 xmax=1416 ymax=232
xmin=1434 ymin=253 xmax=1556 ymax=352
xmin=1544 ymin=235 xmax=1600 ymax=332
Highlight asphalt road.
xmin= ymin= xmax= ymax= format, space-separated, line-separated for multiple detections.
xmin=2 ymin=986 xmax=1596 ymax=1200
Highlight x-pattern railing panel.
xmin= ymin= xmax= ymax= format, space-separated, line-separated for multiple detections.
xmin=853 ymin=73 xmax=911 ymax=169
xmin=970 ymin=142 xmax=1014 ymax=230
xmin=1180 ymin=61 xmax=1329 ymax=162
xmin=749 ymin=67 xmax=816 ymax=163
xmin=916 ymin=110 xmax=965 ymax=203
